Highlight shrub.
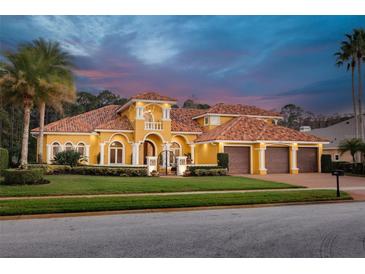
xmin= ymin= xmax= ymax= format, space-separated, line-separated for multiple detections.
xmin=0 ymin=148 xmax=9 ymax=175
xmin=332 ymin=161 xmax=353 ymax=172
xmin=321 ymin=154 xmax=332 ymax=173
xmin=40 ymin=165 xmax=148 ymax=177
xmin=188 ymin=165 xmax=221 ymax=175
xmin=193 ymin=168 xmax=227 ymax=176
xmin=2 ymin=168 xmax=50 ymax=185
xmin=150 ymin=170 xmax=160 ymax=177
xmin=54 ymin=150 xmax=83 ymax=167
xmin=217 ymin=153 xmax=229 ymax=169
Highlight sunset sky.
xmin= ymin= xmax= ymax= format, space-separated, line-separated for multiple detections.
xmin=0 ymin=15 xmax=364 ymax=114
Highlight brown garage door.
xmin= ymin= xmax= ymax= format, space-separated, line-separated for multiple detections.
xmin=265 ymin=147 xmax=289 ymax=174
xmin=298 ymin=147 xmax=318 ymax=172
xmin=224 ymin=146 xmax=250 ymax=174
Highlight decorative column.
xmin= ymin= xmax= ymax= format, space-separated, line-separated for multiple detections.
xmin=99 ymin=143 xmax=105 ymax=165
xmin=258 ymin=145 xmax=267 ymax=175
xmin=189 ymin=144 xmax=195 ymax=163
xmin=163 ymin=143 xmax=171 ymax=166
xmin=46 ymin=144 xmax=51 ymax=164
xmin=132 ymin=142 xmax=140 ymax=165
xmin=290 ymin=144 xmax=299 ymax=175
xmin=85 ymin=145 xmax=90 ymax=164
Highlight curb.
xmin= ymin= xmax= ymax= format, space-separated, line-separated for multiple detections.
xmin=0 ymin=198 xmax=357 ymax=221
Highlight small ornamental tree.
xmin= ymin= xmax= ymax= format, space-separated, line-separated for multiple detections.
xmin=54 ymin=150 xmax=83 ymax=167
xmin=217 ymin=153 xmax=229 ymax=169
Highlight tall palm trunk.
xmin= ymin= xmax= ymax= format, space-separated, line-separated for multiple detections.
xmin=20 ymin=97 xmax=32 ymax=168
xmin=37 ymin=101 xmax=45 ymax=163
xmin=351 ymin=65 xmax=359 ymax=138
xmin=358 ymin=57 xmax=364 ymax=141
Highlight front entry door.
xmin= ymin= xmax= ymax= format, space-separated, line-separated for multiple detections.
xmin=143 ymin=141 xmax=156 ymax=164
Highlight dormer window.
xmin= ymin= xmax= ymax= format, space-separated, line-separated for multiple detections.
xmin=210 ymin=115 xmax=220 ymax=125
xmin=204 ymin=115 xmax=220 ymax=126
xmin=204 ymin=116 xmax=209 ymax=126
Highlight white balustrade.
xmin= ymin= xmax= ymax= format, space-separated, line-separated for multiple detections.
xmin=145 ymin=121 xmax=163 ymax=130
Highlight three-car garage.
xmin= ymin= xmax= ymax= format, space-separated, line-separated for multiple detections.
xmin=224 ymin=145 xmax=319 ymax=174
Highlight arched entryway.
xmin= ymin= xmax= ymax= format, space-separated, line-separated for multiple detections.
xmin=143 ymin=140 xmax=156 ymax=164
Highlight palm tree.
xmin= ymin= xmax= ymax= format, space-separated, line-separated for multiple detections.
xmin=352 ymin=29 xmax=365 ymax=140
xmin=23 ymin=38 xmax=75 ymax=163
xmin=338 ymin=138 xmax=363 ymax=163
xmin=0 ymin=48 xmax=39 ymax=167
xmin=335 ymin=42 xmax=358 ymax=138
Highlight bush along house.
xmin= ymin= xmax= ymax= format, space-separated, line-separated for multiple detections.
xmin=31 ymin=92 xmax=328 ymax=175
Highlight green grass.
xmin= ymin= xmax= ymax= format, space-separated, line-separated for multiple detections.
xmin=0 ymin=190 xmax=350 ymax=216
xmin=0 ymin=175 xmax=301 ymax=197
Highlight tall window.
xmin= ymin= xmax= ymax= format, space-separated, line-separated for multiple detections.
xmin=65 ymin=142 xmax=73 ymax=151
xmin=52 ymin=142 xmax=61 ymax=159
xmin=77 ymin=143 xmax=86 ymax=156
xmin=110 ymin=141 xmax=123 ymax=164
xmin=171 ymin=142 xmax=181 ymax=157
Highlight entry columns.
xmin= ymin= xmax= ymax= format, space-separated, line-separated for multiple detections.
xmin=99 ymin=143 xmax=105 ymax=165
xmin=132 ymin=142 xmax=140 ymax=165
xmin=189 ymin=144 xmax=195 ymax=163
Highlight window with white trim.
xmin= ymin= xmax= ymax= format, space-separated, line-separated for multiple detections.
xmin=52 ymin=142 xmax=61 ymax=159
xmin=210 ymin=115 xmax=220 ymax=125
xmin=110 ymin=141 xmax=123 ymax=164
xmin=77 ymin=143 xmax=86 ymax=156
xmin=65 ymin=142 xmax=73 ymax=151
xmin=334 ymin=154 xmax=340 ymax=161
xmin=204 ymin=116 xmax=209 ymax=126
xmin=171 ymin=142 xmax=181 ymax=157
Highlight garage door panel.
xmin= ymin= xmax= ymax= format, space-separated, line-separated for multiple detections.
xmin=298 ymin=147 xmax=318 ymax=173
xmin=265 ymin=147 xmax=289 ymax=174
xmin=224 ymin=146 xmax=250 ymax=174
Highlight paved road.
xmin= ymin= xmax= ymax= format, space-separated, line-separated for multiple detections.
xmin=1 ymin=202 xmax=365 ymax=257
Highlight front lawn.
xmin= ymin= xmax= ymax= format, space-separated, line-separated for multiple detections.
xmin=0 ymin=190 xmax=350 ymax=216
xmin=0 ymin=175 xmax=301 ymax=197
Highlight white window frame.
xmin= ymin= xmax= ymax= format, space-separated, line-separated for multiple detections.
xmin=204 ymin=116 xmax=209 ymax=126
xmin=334 ymin=154 xmax=340 ymax=161
xmin=108 ymin=141 xmax=125 ymax=165
xmin=51 ymin=142 xmax=61 ymax=160
xmin=210 ymin=115 xmax=221 ymax=125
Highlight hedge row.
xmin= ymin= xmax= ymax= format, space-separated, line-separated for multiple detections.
xmin=193 ymin=168 xmax=227 ymax=176
xmin=28 ymin=164 xmax=148 ymax=177
xmin=2 ymin=169 xmax=50 ymax=185
xmin=187 ymin=165 xmax=222 ymax=175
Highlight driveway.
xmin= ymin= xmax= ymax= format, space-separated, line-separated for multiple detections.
xmin=1 ymin=202 xmax=365 ymax=257
xmin=244 ymin=173 xmax=365 ymax=200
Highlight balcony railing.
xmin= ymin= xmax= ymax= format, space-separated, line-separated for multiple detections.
xmin=145 ymin=121 xmax=163 ymax=130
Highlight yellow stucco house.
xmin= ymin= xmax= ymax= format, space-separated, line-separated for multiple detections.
xmin=31 ymin=92 xmax=327 ymax=175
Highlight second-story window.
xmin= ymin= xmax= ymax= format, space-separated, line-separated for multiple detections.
xmin=210 ymin=115 xmax=221 ymax=125
xmin=204 ymin=116 xmax=209 ymax=125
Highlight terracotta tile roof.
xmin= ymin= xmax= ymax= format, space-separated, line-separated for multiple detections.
xmin=95 ymin=115 xmax=133 ymax=130
xmin=195 ymin=116 xmax=327 ymax=143
xmin=195 ymin=103 xmax=281 ymax=118
xmin=171 ymin=108 xmax=204 ymax=133
xmin=130 ymin=91 xmax=177 ymax=102
xmin=31 ymin=105 xmax=131 ymax=133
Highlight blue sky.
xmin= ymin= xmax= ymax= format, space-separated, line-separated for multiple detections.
xmin=0 ymin=15 xmax=364 ymax=114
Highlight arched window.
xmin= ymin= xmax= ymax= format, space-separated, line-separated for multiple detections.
xmin=52 ymin=142 xmax=61 ymax=159
xmin=77 ymin=143 xmax=86 ymax=156
xmin=65 ymin=142 xmax=73 ymax=151
xmin=171 ymin=142 xmax=181 ymax=157
xmin=109 ymin=141 xmax=123 ymax=164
